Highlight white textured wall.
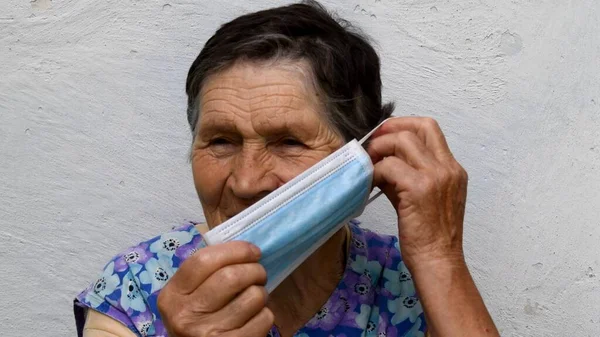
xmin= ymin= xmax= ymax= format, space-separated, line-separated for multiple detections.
xmin=1 ymin=0 xmax=598 ymax=336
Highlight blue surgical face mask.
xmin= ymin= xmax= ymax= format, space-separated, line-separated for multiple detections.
xmin=202 ymin=121 xmax=387 ymax=292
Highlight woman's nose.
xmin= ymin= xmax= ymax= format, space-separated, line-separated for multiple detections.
xmin=229 ymin=148 xmax=278 ymax=201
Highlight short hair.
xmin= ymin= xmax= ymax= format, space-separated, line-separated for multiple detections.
xmin=185 ymin=0 xmax=394 ymax=141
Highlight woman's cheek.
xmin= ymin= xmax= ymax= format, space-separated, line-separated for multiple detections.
xmin=192 ymin=152 xmax=229 ymax=201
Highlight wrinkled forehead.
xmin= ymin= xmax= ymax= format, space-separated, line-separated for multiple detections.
xmin=199 ymin=59 xmax=320 ymax=107
xmin=196 ymin=60 xmax=337 ymax=137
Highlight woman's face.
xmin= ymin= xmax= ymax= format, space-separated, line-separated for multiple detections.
xmin=191 ymin=61 xmax=344 ymax=228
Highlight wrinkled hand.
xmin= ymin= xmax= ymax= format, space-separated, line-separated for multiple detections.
xmin=368 ymin=117 xmax=468 ymax=271
xmin=157 ymin=241 xmax=273 ymax=337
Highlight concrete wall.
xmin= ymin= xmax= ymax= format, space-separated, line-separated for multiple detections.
xmin=1 ymin=0 xmax=598 ymax=336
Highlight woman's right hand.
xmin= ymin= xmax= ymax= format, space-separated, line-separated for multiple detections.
xmin=157 ymin=241 xmax=273 ymax=337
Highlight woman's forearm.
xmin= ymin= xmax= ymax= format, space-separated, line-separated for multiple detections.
xmin=411 ymin=258 xmax=500 ymax=337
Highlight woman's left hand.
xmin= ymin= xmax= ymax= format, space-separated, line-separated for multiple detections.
xmin=367 ymin=117 xmax=468 ymax=271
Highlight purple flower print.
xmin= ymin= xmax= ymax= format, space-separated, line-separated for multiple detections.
xmin=153 ymin=318 xmax=168 ymax=337
xmin=305 ymin=289 xmax=346 ymax=331
xmin=338 ymin=288 xmax=361 ymax=328
xmin=175 ymin=234 xmax=203 ymax=260
xmin=344 ymin=271 xmax=375 ymax=304
xmin=376 ymin=312 xmax=398 ymax=337
xmin=363 ymin=229 xmax=393 ymax=246
xmin=131 ymin=310 xmax=154 ymax=337
xmin=114 ymin=243 xmax=152 ymax=273
xmin=351 ymin=235 xmax=367 ymax=253
xmin=368 ymin=245 xmax=392 ymax=267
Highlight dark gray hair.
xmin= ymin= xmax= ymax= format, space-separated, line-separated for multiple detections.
xmin=185 ymin=0 xmax=394 ymax=141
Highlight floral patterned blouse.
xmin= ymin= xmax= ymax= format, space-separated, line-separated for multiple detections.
xmin=74 ymin=220 xmax=427 ymax=337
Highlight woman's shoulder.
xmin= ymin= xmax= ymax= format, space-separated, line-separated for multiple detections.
xmin=74 ymin=221 xmax=204 ymax=337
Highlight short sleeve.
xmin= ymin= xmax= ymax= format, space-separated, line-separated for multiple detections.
xmin=74 ymin=258 xmax=148 ymax=337
xmin=73 ymin=222 xmax=202 ymax=337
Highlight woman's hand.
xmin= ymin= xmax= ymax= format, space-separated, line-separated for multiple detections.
xmin=157 ymin=241 xmax=274 ymax=337
xmin=368 ymin=117 xmax=499 ymax=337
xmin=368 ymin=117 xmax=468 ymax=270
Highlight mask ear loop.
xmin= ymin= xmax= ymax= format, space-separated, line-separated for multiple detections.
xmin=366 ymin=189 xmax=384 ymax=206
xmin=358 ymin=117 xmax=396 ymax=206
xmin=358 ymin=117 xmax=395 ymax=146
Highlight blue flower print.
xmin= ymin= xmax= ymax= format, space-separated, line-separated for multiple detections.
xmin=404 ymin=317 xmax=425 ymax=337
xmin=139 ymin=255 xmax=175 ymax=294
xmin=365 ymin=305 xmax=380 ymax=337
xmin=354 ymin=304 xmax=373 ymax=330
xmin=350 ymin=255 xmax=383 ymax=286
xmin=382 ymin=261 xmax=415 ymax=297
xmin=149 ymin=231 xmax=193 ymax=257
xmin=387 ymin=296 xmax=422 ymax=325
xmin=120 ymin=272 xmax=148 ymax=312
xmin=131 ymin=310 xmax=155 ymax=337
xmin=85 ymin=261 xmax=121 ymax=308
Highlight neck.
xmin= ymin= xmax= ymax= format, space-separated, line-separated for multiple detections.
xmin=267 ymin=226 xmax=348 ymax=337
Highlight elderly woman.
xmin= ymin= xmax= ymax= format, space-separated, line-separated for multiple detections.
xmin=75 ymin=2 xmax=499 ymax=337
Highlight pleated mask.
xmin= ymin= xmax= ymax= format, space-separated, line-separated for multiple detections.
xmin=201 ymin=120 xmax=388 ymax=292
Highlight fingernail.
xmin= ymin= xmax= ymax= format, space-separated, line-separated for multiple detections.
xmin=250 ymin=244 xmax=261 ymax=258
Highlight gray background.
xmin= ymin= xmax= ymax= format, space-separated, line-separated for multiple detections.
xmin=1 ymin=0 xmax=599 ymax=336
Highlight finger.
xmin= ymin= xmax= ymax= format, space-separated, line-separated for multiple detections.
xmin=372 ymin=156 xmax=421 ymax=194
xmin=371 ymin=117 xmax=452 ymax=161
xmin=368 ymin=131 xmax=438 ymax=169
xmin=169 ymin=241 xmax=261 ymax=294
xmin=212 ymin=285 xmax=268 ymax=329
xmin=223 ymin=307 xmax=275 ymax=337
xmin=193 ymin=263 xmax=267 ymax=311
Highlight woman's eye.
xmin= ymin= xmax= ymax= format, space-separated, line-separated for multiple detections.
xmin=209 ymin=138 xmax=231 ymax=146
xmin=207 ymin=137 xmax=237 ymax=156
xmin=280 ymin=138 xmax=305 ymax=147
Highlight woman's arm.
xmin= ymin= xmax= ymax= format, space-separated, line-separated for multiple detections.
xmin=83 ymin=310 xmax=137 ymax=337
xmin=412 ymin=258 xmax=498 ymax=337
xmin=368 ymin=117 xmax=499 ymax=337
